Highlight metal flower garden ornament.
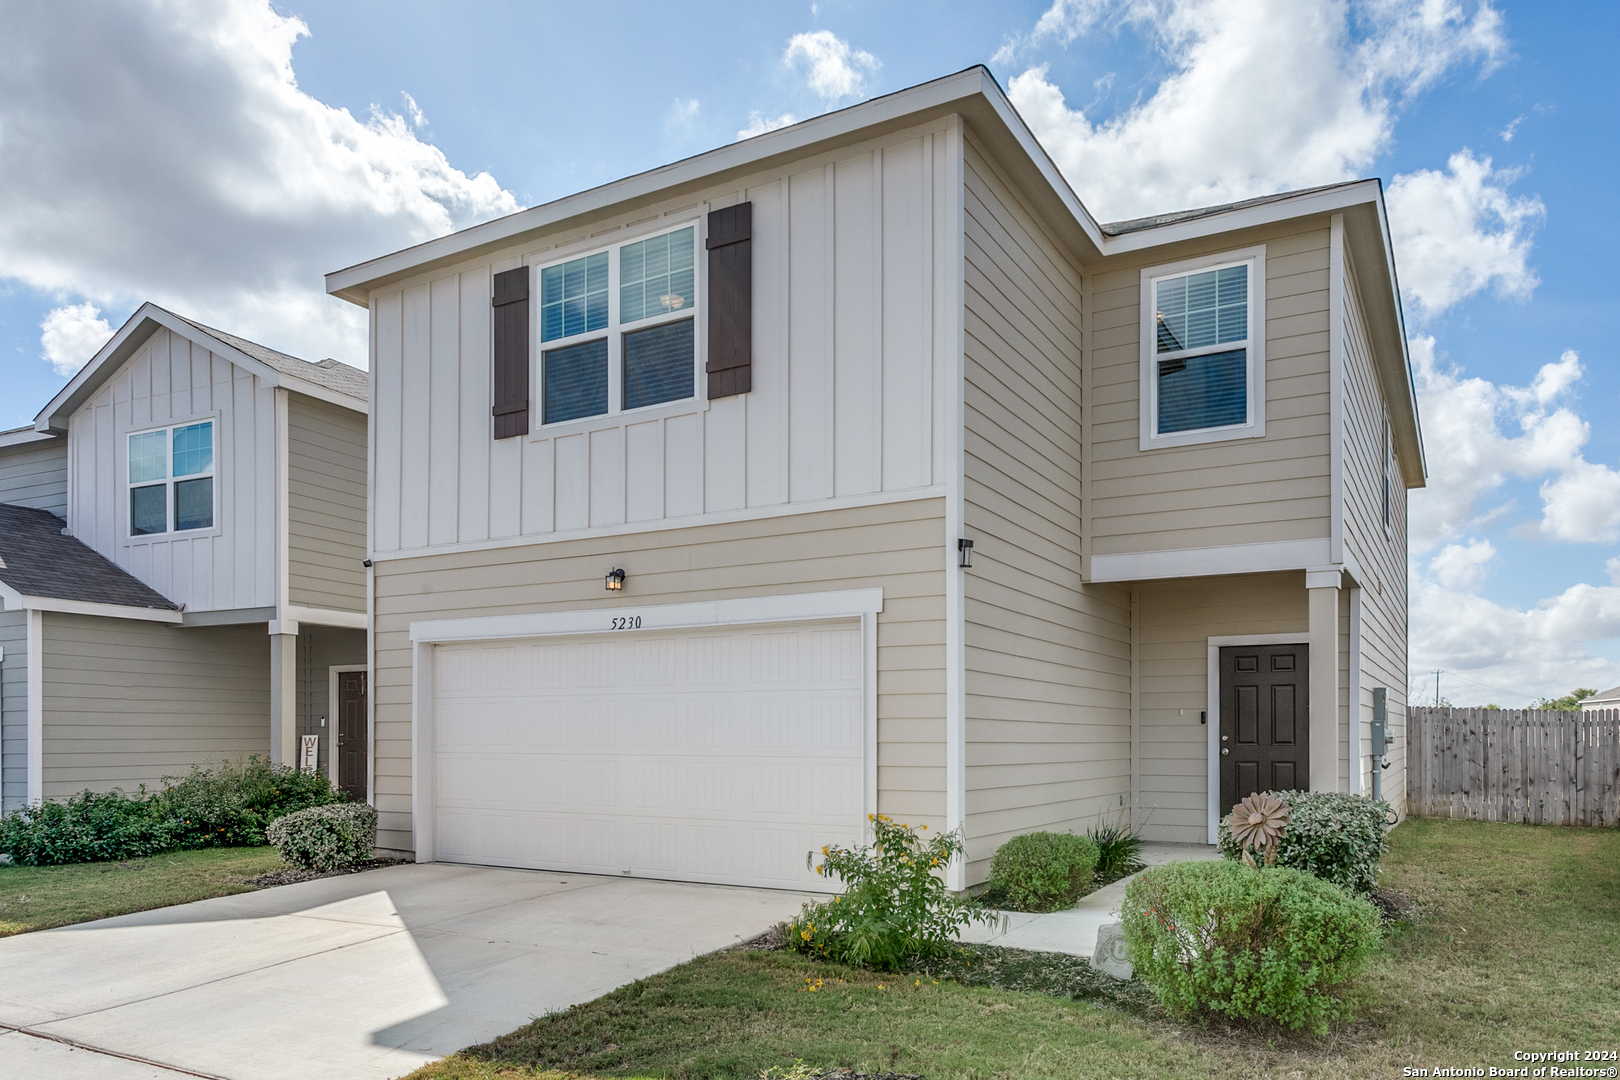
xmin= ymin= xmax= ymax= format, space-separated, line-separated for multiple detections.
xmin=1227 ymin=792 xmax=1291 ymax=868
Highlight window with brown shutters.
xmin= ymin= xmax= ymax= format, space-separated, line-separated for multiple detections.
xmin=705 ymin=202 xmax=752 ymax=398
xmin=491 ymin=266 xmax=530 ymax=439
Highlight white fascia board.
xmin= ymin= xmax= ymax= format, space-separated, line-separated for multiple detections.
xmin=1090 ymin=539 xmax=1332 ymax=583
xmin=326 ymin=68 xmax=1105 ymax=305
xmin=7 ymin=593 xmax=182 ymax=623
xmin=278 ymin=377 xmax=368 ymax=414
xmin=1099 ymin=181 xmax=1384 ymax=256
xmin=284 ymin=605 xmax=367 ymax=630
xmin=410 ymin=588 xmax=884 ymax=644
xmin=0 ymin=427 xmax=60 ymax=449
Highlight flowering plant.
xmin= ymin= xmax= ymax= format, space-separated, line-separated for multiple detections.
xmin=785 ymin=815 xmax=1000 ymax=971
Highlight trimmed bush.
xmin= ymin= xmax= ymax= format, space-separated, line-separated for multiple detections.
xmin=1217 ymin=790 xmax=1391 ymax=893
xmin=155 ymin=757 xmax=345 ymax=848
xmin=1122 ymin=860 xmax=1381 ymax=1033
xmin=786 ymin=815 xmax=999 ymax=970
xmin=266 ymin=803 xmax=379 ymax=871
xmin=984 ymin=831 xmax=1100 ymax=912
xmin=0 ymin=789 xmax=178 ymax=866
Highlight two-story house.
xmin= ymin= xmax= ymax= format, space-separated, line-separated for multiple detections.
xmin=325 ymin=67 xmax=1423 ymax=891
xmin=0 ymin=305 xmax=370 ymax=812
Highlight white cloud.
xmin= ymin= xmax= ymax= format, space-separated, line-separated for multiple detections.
xmin=783 ymin=30 xmax=879 ymax=105
xmin=667 ymin=98 xmax=700 ymax=133
xmin=1430 ymin=538 xmax=1495 ymax=591
xmin=0 ymin=0 xmax=520 ymax=369
xmin=737 ymin=111 xmax=798 ymax=140
xmin=1386 ymin=150 xmax=1543 ymax=316
xmin=1002 ymin=0 xmax=1504 ymax=226
xmin=39 ymin=303 xmax=114 ymax=377
xmin=1409 ymin=341 xmax=1620 ymax=548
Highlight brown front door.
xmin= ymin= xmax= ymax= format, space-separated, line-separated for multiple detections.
xmin=337 ymin=670 xmax=368 ymax=801
xmin=1219 ymin=643 xmax=1308 ymax=816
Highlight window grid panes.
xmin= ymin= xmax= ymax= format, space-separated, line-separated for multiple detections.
xmin=1155 ymin=265 xmax=1247 ymax=354
xmin=127 ymin=420 xmax=214 ymax=536
xmin=1151 ymin=261 xmax=1252 ymax=438
xmin=620 ymin=227 xmax=695 ymax=324
xmin=540 ymin=250 xmax=609 ymax=343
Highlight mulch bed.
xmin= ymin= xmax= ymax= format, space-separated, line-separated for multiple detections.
xmin=239 ymin=857 xmax=410 ymax=888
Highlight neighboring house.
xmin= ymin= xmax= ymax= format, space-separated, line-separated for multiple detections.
xmin=1583 ymin=685 xmax=1620 ymax=714
xmin=324 ymin=67 xmax=1423 ymax=891
xmin=0 ymin=304 xmax=370 ymax=813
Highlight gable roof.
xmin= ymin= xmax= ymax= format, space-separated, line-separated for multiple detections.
xmin=34 ymin=303 xmax=368 ymax=434
xmin=0 ymin=504 xmax=178 ymax=612
xmin=1100 ymin=181 xmax=1364 ymax=236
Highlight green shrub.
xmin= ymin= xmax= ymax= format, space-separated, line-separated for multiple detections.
xmin=156 ymin=757 xmax=345 ymax=848
xmin=786 ymin=815 xmax=999 ymax=970
xmin=265 ymin=802 xmax=379 ymax=871
xmin=983 ymin=831 xmax=1099 ymax=912
xmin=1122 ymin=860 xmax=1381 ymax=1033
xmin=0 ymin=788 xmax=178 ymax=866
xmin=1217 ymin=790 xmax=1391 ymax=893
xmin=1088 ymin=813 xmax=1147 ymax=881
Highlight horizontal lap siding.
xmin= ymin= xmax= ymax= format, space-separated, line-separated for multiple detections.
xmin=0 ymin=440 xmax=68 ymax=515
xmin=1341 ymin=252 xmax=1409 ymax=811
xmin=1087 ymin=224 xmax=1333 ymax=559
xmin=1135 ymin=573 xmax=1307 ymax=843
xmin=0 ymin=611 xmax=27 ymax=813
xmin=371 ymin=498 xmax=948 ymax=855
xmin=287 ymin=394 xmax=367 ymax=611
xmin=960 ymin=139 xmax=1131 ymax=885
xmin=38 ymin=614 xmax=269 ymax=798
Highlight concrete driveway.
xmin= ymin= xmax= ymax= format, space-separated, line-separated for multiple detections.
xmin=0 ymin=863 xmax=815 ymax=1080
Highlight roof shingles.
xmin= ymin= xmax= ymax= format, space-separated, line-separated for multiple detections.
xmin=0 ymin=505 xmax=178 ymax=610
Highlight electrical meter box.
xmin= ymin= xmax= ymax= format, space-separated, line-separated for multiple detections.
xmin=1372 ymin=687 xmax=1388 ymax=757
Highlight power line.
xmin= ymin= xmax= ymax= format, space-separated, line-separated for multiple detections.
xmin=1440 ymin=669 xmax=1535 ymax=700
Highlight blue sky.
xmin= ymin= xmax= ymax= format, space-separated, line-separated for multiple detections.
xmin=0 ymin=0 xmax=1615 ymax=704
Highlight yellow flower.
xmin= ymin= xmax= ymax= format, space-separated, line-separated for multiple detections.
xmin=801 ymin=929 xmax=812 ymax=940
xmin=877 ymin=983 xmax=886 ymax=990
xmin=821 ymin=845 xmax=828 ymax=855
xmin=914 ymin=980 xmax=921 ymax=987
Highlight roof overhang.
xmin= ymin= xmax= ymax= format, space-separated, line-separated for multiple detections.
xmin=0 ymin=426 xmax=61 ymax=450
xmin=0 ymin=582 xmax=182 ymax=624
xmin=35 ymin=302 xmax=363 ymax=434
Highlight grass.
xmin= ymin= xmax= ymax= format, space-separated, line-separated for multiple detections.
xmin=0 ymin=846 xmax=289 ymax=936
xmin=401 ymin=817 xmax=1620 ymax=1080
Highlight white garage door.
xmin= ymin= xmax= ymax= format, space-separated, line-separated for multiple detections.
xmin=430 ymin=619 xmax=865 ymax=891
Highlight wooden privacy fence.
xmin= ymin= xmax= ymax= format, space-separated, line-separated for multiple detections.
xmin=1408 ymin=707 xmax=1620 ymax=826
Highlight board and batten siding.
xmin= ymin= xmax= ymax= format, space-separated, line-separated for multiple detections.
xmin=287 ymin=393 xmax=367 ymax=612
xmin=1341 ymin=247 xmax=1410 ymax=810
xmin=38 ymin=613 xmax=269 ymax=798
xmin=959 ymin=136 xmax=1132 ymax=883
xmin=368 ymin=120 xmax=957 ymax=559
xmin=0 ymin=439 xmax=68 ymax=516
xmin=67 ymin=326 xmax=278 ymax=613
xmin=371 ymin=498 xmax=948 ymax=855
xmin=0 ymin=611 xmax=27 ymax=813
xmin=1134 ymin=573 xmax=1309 ymax=844
xmin=1086 ymin=222 xmax=1334 ymax=560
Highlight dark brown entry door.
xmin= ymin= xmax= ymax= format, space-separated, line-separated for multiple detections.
xmin=1219 ymin=643 xmax=1308 ymax=816
xmin=337 ymin=670 xmax=368 ymax=801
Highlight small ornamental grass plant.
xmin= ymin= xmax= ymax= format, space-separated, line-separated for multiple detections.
xmin=1087 ymin=810 xmax=1147 ymax=882
xmin=265 ymin=802 xmax=379 ymax=871
xmin=1217 ymin=789 xmax=1391 ymax=893
xmin=786 ymin=814 xmax=999 ymax=971
xmin=1122 ymin=859 xmax=1381 ymax=1033
xmin=982 ymin=831 xmax=1099 ymax=912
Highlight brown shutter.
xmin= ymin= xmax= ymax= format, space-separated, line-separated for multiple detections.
xmin=705 ymin=202 xmax=752 ymax=398
xmin=491 ymin=266 xmax=530 ymax=438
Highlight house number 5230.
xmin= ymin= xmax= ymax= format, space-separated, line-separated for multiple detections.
xmin=610 ymin=616 xmax=642 ymax=631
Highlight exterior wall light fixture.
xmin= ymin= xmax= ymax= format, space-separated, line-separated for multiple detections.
xmin=958 ymin=538 xmax=974 ymax=568
xmin=605 ymin=567 xmax=626 ymax=591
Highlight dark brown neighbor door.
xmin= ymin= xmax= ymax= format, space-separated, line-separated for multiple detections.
xmin=1219 ymin=644 xmax=1308 ymax=816
xmin=337 ymin=670 xmax=368 ymax=801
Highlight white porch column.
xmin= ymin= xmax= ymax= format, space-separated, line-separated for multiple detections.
xmin=1307 ymin=572 xmax=1341 ymax=792
xmin=269 ymin=631 xmax=297 ymax=766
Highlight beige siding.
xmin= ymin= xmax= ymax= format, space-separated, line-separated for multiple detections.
xmin=296 ymin=626 xmax=366 ymax=778
xmin=960 ymin=137 xmax=1132 ymax=883
xmin=1340 ymin=249 xmax=1410 ymax=811
xmin=0 ymin=439 xmax=68 ymax=515
xmin=371 ymin=498 xmax=948 ymax=855
xmin=287 ymin=394 xmax=367 ymax=611
xmin=0 ymin=610 xmax=27 ymax=812
xmin=1087 ymin=222 xmax=1334 ymax=559
xmin=1135 ymin=573 xmax=1309 ymax=843
xmin=39 ymin=614 xmax=269 ymax=798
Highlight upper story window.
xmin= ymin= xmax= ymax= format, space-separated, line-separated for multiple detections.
xmin=128 ymin=420 xmax=214 ymax=536
xmin=538 ymin=224 xmax=698 ymax=427
xmin=1139 ymin=246 xmax=1266 ymax=450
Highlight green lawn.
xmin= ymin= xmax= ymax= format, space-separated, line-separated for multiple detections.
xmin=403 ymin=817 xmax=1620 ymax=1080
xmin=0 ymin=846 xmax=289 ymax=936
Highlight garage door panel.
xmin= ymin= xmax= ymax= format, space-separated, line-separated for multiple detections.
xmin=432 ymin=619 xmax=865 ymax=891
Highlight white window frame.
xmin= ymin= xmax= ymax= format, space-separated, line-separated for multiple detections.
xmin=532 ymin=218 xmax=703 ymax=432
xmin=1139 ymin=244 xmax=1267 ymax=451
xmin=125 ymin=417 xmax=218 ymax=539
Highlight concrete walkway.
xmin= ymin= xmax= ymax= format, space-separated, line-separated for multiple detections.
xmin=0 ymin=863 xmax=814 ymax=1080
xmin=958 ymin=842 xmax=1223 ymax=957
